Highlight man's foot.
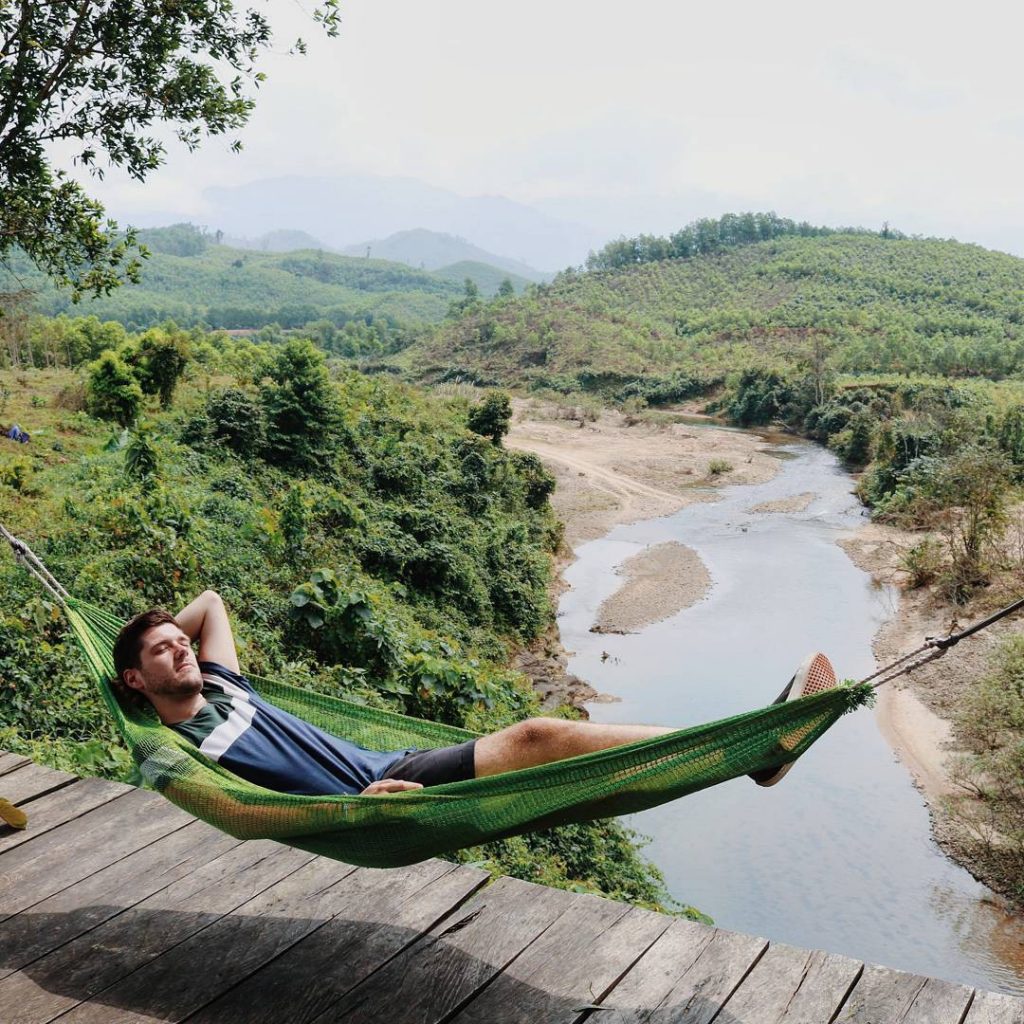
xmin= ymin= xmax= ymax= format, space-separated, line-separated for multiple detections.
xmin=750 ymin=652 xmax=838 ymax=788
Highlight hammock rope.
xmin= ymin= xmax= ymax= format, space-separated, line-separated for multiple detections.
xmin=3 ymin=525 xmax=1017 ymax=869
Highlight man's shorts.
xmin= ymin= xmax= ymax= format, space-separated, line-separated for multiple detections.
xmin=382 ymin=739 xmax=477 ymax=788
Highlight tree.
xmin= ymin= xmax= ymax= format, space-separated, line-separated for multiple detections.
xmin=260 ymin=339 xmax=340 ymax=474
xmin=129 ymin=327 xmax=190 ymax=408
xmin=86 ymin=349 xmax=143 ymax=426
xmin=206 ymin=386 xmax=265 ymax=457
xmin=0 ymin=2 xmax=339 ymax=297
xmin=497 ymin=278 xmax=515 ymax=298
xmin=468 ymin=391 xmax=513 ymax=446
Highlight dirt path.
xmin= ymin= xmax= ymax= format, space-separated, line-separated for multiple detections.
xmin=506 ymin=401 xmax=780 ymax=549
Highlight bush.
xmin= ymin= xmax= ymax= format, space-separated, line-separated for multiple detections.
xmin=951 ymin=636 xmax=1024 ymax=903
xmin=206 ymin=386 xmax=265 ymax=457
xmin=467 ymin=390 xmax=512 ymax=445
xmin=86 ymin=350 xmax=143 ymax=426
xmin=899 ymin=537 xmax=944 ymax=588
xmin=0 ymin=458 xmax=33 ymax=492
xmin=728 ymin=367 xmax=794 ymax=426
xmin=707 ymin=458 xmax=733 ymax=476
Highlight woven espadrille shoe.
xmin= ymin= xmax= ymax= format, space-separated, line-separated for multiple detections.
xmin=750 ymin=652 xmax=838 ymax=788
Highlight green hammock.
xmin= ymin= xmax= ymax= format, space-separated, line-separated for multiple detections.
xmin=61 ymin=596 xmax=872 ymax=869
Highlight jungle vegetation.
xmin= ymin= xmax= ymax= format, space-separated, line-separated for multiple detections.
xmin=0 ymin=331 xmax=682 ymax=913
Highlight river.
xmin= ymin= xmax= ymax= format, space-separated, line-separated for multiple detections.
xmin=558 ymin=434 xmax=1024 ymax=995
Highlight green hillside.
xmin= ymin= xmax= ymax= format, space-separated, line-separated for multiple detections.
xmin=407 ymin=232 xmax=1024 ymax=390
xmin=434 ymin=260 xmax=532 ymax=296
xmin=14 ymin=226 xmax=463 ymax=332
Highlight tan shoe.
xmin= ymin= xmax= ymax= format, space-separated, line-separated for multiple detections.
xmin=0 ymin=798 xmax=28 ymax=830
xmin=750 ymin=652 xmax=838 ymax=787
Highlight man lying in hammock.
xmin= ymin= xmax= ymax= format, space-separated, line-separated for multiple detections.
xmin=113 ymin=590 xmax=836 ymax=796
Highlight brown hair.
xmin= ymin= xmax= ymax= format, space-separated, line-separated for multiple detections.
xmin=113 ymin=609 xmax=179 ymax=688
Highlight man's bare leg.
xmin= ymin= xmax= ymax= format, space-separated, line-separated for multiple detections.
xmin=474 ymin=718 xmax=672 ymax=777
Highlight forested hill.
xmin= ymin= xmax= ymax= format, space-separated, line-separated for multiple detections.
xmin=406 ymin=232 xmax=1024 ymax=391
xmin=10 ymin=226 xmax=466 ymax=332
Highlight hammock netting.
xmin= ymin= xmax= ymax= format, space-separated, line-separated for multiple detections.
xmin=65 ymin=597 xmax=872 ymax=869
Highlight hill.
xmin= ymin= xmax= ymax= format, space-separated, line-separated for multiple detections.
xmin=434 ymin=261 xmax=533 ymax=296
xmin=15 ymin=226 xmax=464 ymax=331
xmin=342 ymin=229 xmax=547 ymax=282
xmin=201 ymin=174 xmax=601 ymax=271
xmin=405 ymin=231 xmax=1024 ymax=391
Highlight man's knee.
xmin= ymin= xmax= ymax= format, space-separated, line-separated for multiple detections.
xmin=511 ymin=717 xmax=569 ymax=749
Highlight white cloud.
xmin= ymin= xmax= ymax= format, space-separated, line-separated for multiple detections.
xmin=67 ymin=0 xmax=1024 ymax=255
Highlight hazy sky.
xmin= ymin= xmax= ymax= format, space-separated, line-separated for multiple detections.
xmin=79 ymin=0 xmax=1024 ymax=254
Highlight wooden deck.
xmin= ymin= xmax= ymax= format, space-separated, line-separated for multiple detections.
xmin=2 ymin=753 xmax=1023 ymax=1024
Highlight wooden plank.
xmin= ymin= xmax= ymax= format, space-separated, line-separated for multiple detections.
xmin=0 ymin=776 xmax=133 ymax=855
xmin=55 ymin=852 xmax=357 ymax=1024
xmin=715 ymin=943 xmax=862 ymax=1024
xmin=0 ymin=819 xmax=241 ymax=980
xmin=0 ymin=787 xmax=193 ymax=921
xmin=575 ymin=916 xmax=717 ymax=1024
xmin=0 ymin=839 xmax=315 ymax=1024
xmin=965 ymin=990 xmax=1024 ymax=1023
xmin=184 ymin=860 xmax=490 ymax=1024
xmin=0 ymin=753 xmax=31 ymax=776
xmin=835 ymin=964 xmax=928 ymax=1023
xmin=0 ymin=762 xmax=77 ymax=804
xmin=452 ymin=898 xmax=669 ymax=1024
xmin=900 ymin=976 xmax=975 ymax=1023
xmin=313 ymin=875 xmax=578 ymax=1024
xmin=586 ymin=920 xmax=767 ymax=1024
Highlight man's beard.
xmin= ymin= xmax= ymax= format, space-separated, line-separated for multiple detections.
xmin=144 ymin=664 xmax=203 ymax=697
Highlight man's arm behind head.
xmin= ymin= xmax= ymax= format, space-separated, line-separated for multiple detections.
xmin=175 ymin=590 xmax=240 ymax=674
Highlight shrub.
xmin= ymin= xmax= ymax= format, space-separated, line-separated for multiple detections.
xmin=55 ymin=379 xmax=86 ymax=411
xmin=86 ymin=350 xmax=143 ymax=426
xmin=707 ymin=458 xmax=733 ymax=476
xmin=899 ymin=537 xmax=944 ymax=588
xmin=467 ymin=390 xmax=512 ymax=445
xmin=951 ymin=636 xmax=1024 ymax=902
xmin=206 ymin=386 xmax=265 ymax=457
xmin=728 ymin=367 xmax=793 ymax=426
xmin=0 ymin=458 xmax=33 ymax=492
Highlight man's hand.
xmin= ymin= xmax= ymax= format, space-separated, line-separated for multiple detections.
xmin=361 ymin=779 xmax=424 ymax=796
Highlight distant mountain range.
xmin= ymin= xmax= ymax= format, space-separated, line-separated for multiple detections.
xmin=201 ymin=174 xmax=602 ymax=272
xmin=341 ymin=229 xmax=548 ymax=282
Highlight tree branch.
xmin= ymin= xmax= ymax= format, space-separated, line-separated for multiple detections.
xmin=33 ymin=1 xmax=96 ymax=113
xmin=0 ymin=1 xmax=34 ymax=141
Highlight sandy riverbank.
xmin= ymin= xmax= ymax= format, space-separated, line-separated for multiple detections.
xmin=838 ymin=523 xmax=997 ymax=801
xmin=506 ymin=401 xmax=781 ymax=549
xmin=506 ymin=399 xmax=781 ymax=707
xmin=839 ymin=520 xmax=1024 ymax=902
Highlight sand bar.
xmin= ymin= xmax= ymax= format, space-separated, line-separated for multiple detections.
xmin=593 ymin=541 xmax=711 ymax=634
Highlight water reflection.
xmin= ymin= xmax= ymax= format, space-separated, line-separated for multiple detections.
xmin=559 ymin=438 xmax=1024 ymax=995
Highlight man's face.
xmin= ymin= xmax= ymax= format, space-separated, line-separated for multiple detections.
xmin=123 ymin=622 xmax=203 ymax=698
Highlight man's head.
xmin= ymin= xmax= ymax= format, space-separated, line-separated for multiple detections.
xmin=113 ymin=609 xmax=202 ymax=701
